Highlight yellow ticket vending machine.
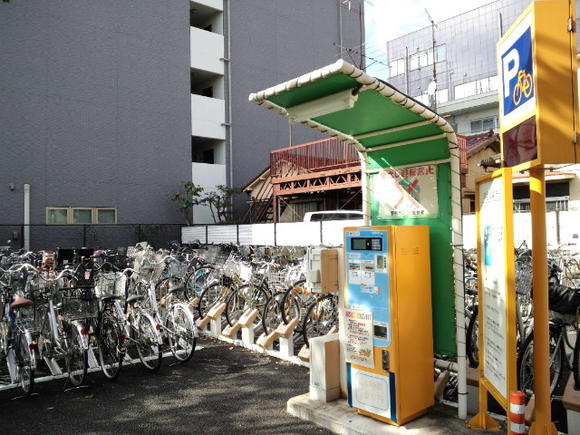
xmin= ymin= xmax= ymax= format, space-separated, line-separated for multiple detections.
xmin=344 ymin=225 xmax=433 ymax=426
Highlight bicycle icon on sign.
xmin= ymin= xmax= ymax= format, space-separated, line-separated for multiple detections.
xmin=512 ymin=69 xmax=533 ymax=106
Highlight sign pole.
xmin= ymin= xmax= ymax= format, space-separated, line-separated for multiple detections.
xmin=528 ymin=167 xmax=557 ymax=435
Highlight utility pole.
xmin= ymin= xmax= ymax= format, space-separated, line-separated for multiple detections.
xmin=425 ymin=8 xmax=437 ymax=111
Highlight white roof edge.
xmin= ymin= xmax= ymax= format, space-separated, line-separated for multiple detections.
xmin=248 ymin=59 xmax=455 ymax=136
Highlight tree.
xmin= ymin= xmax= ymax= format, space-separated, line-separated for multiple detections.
xmin=200 ymin=185 xmax=241 ymax=224
xmin=170 ymin=181 xmax=204 ymax=225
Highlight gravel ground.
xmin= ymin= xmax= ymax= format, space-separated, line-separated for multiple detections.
xmin=0 ymin=338 xmax=330 ymax=434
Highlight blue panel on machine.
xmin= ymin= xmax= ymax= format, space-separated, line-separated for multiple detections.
xmin=345 ymin=228 xmax=390 ymax=347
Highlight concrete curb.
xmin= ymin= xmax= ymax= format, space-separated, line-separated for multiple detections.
xmin=288 ymin=393 xmax=498 ymax=434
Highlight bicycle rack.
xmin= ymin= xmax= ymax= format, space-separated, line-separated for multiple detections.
xmin=43 ymin=357 xmax=63 ymax=376
xmin=87 ymin=347 xmax=99 ymax=369
xmin=257 ymin=329 xmax=279 ymax=350
xmin=238 ymin=308 xmax=259 ymax=347
xmin=275 ymin=318 xmax=299 ymax=359
xmin=195 ymin=302 xmax=226 ymax=336
xmin=298 ymin=345 xmax=310 ymax=362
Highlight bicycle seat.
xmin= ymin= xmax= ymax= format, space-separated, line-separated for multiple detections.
xmin=10 ymin=294 xmax=33 ymax=310
xmin=101 ymin=294 xmax=124 ymax=303
xmin=168 ymin=284 xmax=185 ymax=294
xmin=127 ymin=294 xmax=145 ymax=304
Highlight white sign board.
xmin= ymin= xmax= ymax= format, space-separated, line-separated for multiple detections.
xmin=344 ymin=309 xmax=374 ymax=369
xmin=372 ymin=165 xmax=438 ymax=219
xmin=479 ymin=178 xmax=508 ymax=400
xmin=350 ymin=367 xmax=391 ymax=419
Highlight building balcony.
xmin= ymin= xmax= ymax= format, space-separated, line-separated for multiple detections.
xmin=191 ymin=94 xmax=225 ymax=140
xmin=190 ymin=26 xmax=224 ymax=75
xmin=270 ymin=137 xmax=360 ymax=180
xmin=191 ymin=0 xmax=223 ymax=13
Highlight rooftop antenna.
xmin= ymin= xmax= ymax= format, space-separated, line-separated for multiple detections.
xmin=425 ymin=8 xmax=438 ymax=111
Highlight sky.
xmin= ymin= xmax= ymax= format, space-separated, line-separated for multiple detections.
xmin=363 ymin=0 xmax=493 ymax=76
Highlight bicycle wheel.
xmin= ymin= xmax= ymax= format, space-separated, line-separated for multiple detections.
xmin=513 ymin=84 xmax=522 ymax=106
xmin=225 ymin=284 xmax=269 ymax=329
xmin=65 ymin=324 xmax=88 ymax=387
xmin=166 ymin=304 xmax=196 ymax=362
xmin=186 ymin=266 xmax=218 ymax=299
xmin=517 ymin=326 xmax=565 ymax=399
xmin=17 ymin=332 xmax=35 ymax=397
xmin=281 ymin=281 xmax=314 ymax=327
xmin=466 ymin=305 xmax=479 ymax=368
xmin=198 ymin=282 xmax=228 ymax=319
xmin=97 ymin=310 xmax=124 ymax=380
xmin=135 ymin=314 xmax=162 ymax=372
xmin=262 ymin=292 xmax=285 ymax=335
xmin=302 ymin=295 xmax=338 ymax=347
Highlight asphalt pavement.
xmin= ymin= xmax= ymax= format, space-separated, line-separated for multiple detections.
xmin=0 ymin=338 xmax=330 ymax=434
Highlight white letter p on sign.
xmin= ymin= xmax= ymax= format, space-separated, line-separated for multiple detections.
xmin=503 ymin=48 xmax=519 ymax=97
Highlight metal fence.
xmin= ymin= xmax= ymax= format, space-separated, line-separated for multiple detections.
xmin=0 ymin=224 xmax=183 ymax=251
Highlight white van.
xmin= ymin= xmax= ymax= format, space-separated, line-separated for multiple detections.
xmin=303 ymin=210 xmax=364 ymax=222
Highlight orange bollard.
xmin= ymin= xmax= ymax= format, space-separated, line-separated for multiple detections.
xmin=510 ymin=391 xmax=527 ymax=434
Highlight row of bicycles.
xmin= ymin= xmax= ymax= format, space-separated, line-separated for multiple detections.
xmin=463 ymin=242 xmax=580 ymax=401
xmin=186 ymin=244 xmax=337 ymax=348
xmin=0 ymin=244 xmax=199 ymax=397
xmin=0 ymin=242 xmax=338 ymax=398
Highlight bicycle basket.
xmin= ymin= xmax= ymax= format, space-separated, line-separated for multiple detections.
xmin=60 ymin=287 xmax=98 ymax=320
xmin=167 ymin=261 xmax=188 ymax=279
xmin=94 ymin=272 xmax=126 ymax=299
xmin=239 ymin=263 xmax=252 ymax=282
xmin=223 ymin=258 xmax=240 ymax=278
xmin=266 ymin=270 xmax=289 ymax=290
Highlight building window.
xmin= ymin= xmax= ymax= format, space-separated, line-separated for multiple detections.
xmin=409 ymin=44 xmax=446 ymax=71
xmin=513 ymin=198 xmax=569 ymax=213
xmin=97 ymin=209 xmax=117 ymax=224
xmin=46 ymin=207 xmax=117 ymax=224
xmin=72 ymin=208 xmax=92 ymax=224
xmin=387 ymin=58 xmax=405 ymax=78
xmin=454 ymin=76 xmax=498 ymax=100
xmin=201 ymin=86 xmax=213 ymax=98
xmin=436 ymin=89 xmax=449 ymax=104
xmin=47 ymin=208 xmax=68 ymax=224
xmin=470 ymin=116 xmax=498 ymax=133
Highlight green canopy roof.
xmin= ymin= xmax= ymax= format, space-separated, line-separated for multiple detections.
xmin=250 ymin=60 xmax=464 ymax=358
xmin=249 ymin=60 xmax=457 ymax=167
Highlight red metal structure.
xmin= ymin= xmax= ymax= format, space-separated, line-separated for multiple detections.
xmin=270 ymin=137 xmax=359 ymax=178
xmin=270 ymin=137 xmax=361 ymax=222
xmin=243 ymin=137 xmax=362 ymax=223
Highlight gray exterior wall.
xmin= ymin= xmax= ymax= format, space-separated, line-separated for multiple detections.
xmin=228 ymin=0 xmax=364 ymax=193
xmin=0 ymin=0 xmax=191 ymax=247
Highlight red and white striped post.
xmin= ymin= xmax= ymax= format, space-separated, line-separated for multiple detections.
xmin=509 ymin=390 xmax=527 ymax=434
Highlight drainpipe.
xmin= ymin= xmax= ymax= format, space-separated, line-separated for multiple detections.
xmin=225 ymin=0 xmax=233 ymax=188
xmin=23 ymin=183 xmax=30 ymax=251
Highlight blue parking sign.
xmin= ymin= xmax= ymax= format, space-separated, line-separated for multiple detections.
xmin=500 ymin=26 xmax=534 ymax=118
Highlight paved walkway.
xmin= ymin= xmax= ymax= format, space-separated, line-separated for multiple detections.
xmin=0 ymin=338 xmax=328 ymax=434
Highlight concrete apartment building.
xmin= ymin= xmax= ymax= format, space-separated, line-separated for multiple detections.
xmin=381 ymin=0 xmax=580 ymax=213
xmin=190 ymin=0 xmax=363 ymax=222
xmin=0 ymin=0 xmax=363 ymax=247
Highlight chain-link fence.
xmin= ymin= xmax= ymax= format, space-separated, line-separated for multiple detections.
xmin=0 ymin=224 xmax=183 ymax=251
